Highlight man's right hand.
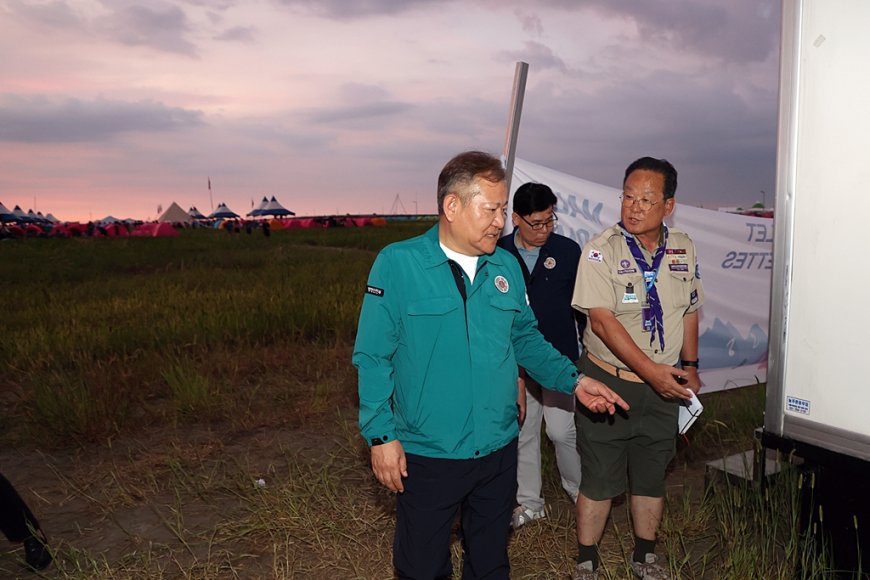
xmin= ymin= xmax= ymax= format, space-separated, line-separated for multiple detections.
xmin=645 ymin=363 xmax=693 ymax=400
xmin=370 ymin=440 xmax=407 ymax=493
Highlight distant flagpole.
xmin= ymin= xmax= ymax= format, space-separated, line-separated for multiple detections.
xmin=208 ymin=177 xmax=214 ymax=212
xmin=502 ymin=61 xmax=528 ymax=196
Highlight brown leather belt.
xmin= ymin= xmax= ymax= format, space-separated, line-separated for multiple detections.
xmin=586 ymin=353 xmax=645 ymax=383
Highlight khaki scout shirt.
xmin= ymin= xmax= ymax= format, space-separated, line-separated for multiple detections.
xmin=572 ymin=224 xmax=704 ymax=369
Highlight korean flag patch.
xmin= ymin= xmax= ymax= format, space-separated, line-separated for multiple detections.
xmin=587 ymin=249 xmax=603 ymax=263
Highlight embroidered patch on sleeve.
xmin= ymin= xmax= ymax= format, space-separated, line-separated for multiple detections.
xmin=690 ymin=289 xmax=698 ymax=305
xmin=366 ymin=285 xmax=385 ymax=297
xmin=587 ymin=249 xmax=603 ymax=263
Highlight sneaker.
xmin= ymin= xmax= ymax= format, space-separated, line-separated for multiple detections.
xmin=572 ymin=560 xmax=599 ymax=580
xmin=510 ymin=505 xmax=545 ymax=529
xmin=631 ymin=553 xmax=671 ymax=579
xmin=23 ymin=534 xmax=52 ymax=571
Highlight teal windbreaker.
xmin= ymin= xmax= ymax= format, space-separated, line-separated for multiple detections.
xmin=353 ymin=225 xmax=580 ymax=459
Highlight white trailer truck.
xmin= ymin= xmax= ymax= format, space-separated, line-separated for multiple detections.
xmin=762 ymin=0 xmax=870 ymax=572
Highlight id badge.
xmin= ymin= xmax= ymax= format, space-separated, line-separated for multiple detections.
xmin=622 ymin=283 xmax=639 ymax=304
xmin=641 ymin=303 xmax=654 ymax=332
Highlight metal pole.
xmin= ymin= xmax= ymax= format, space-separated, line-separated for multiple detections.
xmin=502 ymin=61 xmax=529 ymax=196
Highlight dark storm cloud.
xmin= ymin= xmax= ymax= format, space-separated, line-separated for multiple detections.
xmin=4 ymin=0 xmax=201 ymax=55
xmin=496 ymin=41 xmax=569 ymax=73
xmin=98 ymin=3 xmax=198 ymax=55
xmin=571 ymin=0 xmax=779 ymax=64
xmin=514 ymin=9 xmax=544 ymax=36
xmin=310 ymin=101 xmax=414 ymax=124
xmin=180 ymin=0 xmax=235 ymax=8
xmin=214 ymin=25 xmax=256 ymax=42
xmin=273 ymin=0 xmax=451 ymax=20
xmin=306 ymin=83 xmax=413 ymax=126
xmin=514 ymin=67 xmax=777 ymax=205
xmin=2 ymin=0 xmax=83 ymax=28
xmin=0 ymin=95 xmax=204 ymax=143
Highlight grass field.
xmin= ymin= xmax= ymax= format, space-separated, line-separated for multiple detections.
xmin=0 ymin=223 xmax=836 ymax=578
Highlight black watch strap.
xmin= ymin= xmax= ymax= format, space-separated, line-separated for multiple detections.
xmin=681 ymin=359 xmax=699 ymax=368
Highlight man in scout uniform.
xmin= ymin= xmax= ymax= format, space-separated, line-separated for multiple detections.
xmin=353 ymin=150 xmax=629 ymax=580
xmin=570 ymin=157 xmax=703 ymax=580
xmin=497 ymin=182 xmax=585 ymax=529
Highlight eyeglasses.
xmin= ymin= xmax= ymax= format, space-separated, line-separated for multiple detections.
xmin=619 ymin=193 xmax=663 ymax=211
xmin=519 ymin=214 xmax=558 ymax=231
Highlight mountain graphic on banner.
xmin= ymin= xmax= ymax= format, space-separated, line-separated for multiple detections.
xmin=699 ymin=319 xmax=768 ymax=370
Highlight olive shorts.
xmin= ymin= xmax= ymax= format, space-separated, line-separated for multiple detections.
xmin=574 ymin=352 xmax=679 ymax=500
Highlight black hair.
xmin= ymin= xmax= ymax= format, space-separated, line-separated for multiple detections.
xmin=623 ymin=157 xmax=678 ymax=199
xmin=437 ymin=151 xmax=506 ymax=215
xmin=512 ymin=182 xmax=557 ymax=216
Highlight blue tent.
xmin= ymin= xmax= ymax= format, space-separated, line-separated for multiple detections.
xmin=209 ymin=202 xmax=240 ymax=219
xmin=247 ymin=197 xmax=269 ymax=217
xmin=261 ymin=196 xmax=295 ymax=217
xmin=0 ymin=201 xmax=15 ymax=222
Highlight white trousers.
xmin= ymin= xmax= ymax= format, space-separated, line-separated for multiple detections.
xmin=516 ymin=376 xmax=582 ymax=512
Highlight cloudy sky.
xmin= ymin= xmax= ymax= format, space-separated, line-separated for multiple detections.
xmin=0 ymin=0 xmax=780 ymax=221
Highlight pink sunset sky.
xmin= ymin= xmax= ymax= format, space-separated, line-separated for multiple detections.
xmin=0 ymin=0 xmax=780 ymax=222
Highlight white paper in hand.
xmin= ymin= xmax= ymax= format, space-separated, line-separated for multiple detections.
xmin=678 ymin=390 xmax=703 ymax=435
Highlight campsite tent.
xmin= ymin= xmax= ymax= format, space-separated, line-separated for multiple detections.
xmin=158 ymin=202 xmax=193 ymax=224
xmin=261 ymin=196 xmax=295 ymax=217
xmin=209 ymin=203 xmax=240 ymax=219
xmin=247 ymin=197 xmax=269 ymax=217
xmin=0 ymin=202 xmax=14 ymax=222
xmin=188 ymin=206 xmax=207 ymax=220
xmin=12 ymin=206 xmax=29 ymax=222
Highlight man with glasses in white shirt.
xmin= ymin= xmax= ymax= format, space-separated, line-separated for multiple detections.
xmin=497 ymin=182 xmax=586 ymax=530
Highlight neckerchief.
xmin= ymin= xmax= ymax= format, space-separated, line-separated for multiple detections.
xmin=619 ymin=222 xmax=668 ymax=351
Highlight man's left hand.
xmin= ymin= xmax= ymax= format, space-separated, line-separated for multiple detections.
xmin=517 ymin=376 xmax=527 ymax=426
xmin=574 ymin=375 xmax=630 ymax=415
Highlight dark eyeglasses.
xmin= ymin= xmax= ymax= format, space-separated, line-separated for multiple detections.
xmin=519 ymin=214 xmax=558 ymax=231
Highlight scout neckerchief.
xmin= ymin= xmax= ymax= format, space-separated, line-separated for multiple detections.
xmin=619 ymin=222 xmax=668 ymax=351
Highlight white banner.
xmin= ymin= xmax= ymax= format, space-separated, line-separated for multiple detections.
xmin=512 ymin=158 xmax=772 ymax=392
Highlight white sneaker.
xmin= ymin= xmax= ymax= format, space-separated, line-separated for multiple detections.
xmin=572 ymin=560 xmax=599 ymax=580
xmin=511 ymin=505 xmax=545 ymax=528
xmin=631 ymin=553 xmax=671 ymax=579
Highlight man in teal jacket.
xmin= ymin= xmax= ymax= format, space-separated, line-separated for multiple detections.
xmin=353 ymin=150 xmax=628 ymax=579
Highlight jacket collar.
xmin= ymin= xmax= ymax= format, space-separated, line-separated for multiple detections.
xmin=420 ymin=223 xmax=507 ymax=269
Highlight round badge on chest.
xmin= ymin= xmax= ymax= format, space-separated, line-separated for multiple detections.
xmin=543 ymin=257 xmax=556 ymax=270
xmin=494 ymin=275 xmax=509 ymax=293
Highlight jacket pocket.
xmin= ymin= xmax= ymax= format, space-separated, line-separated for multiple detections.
xmin=666 ymin=270 xmax=693 ymax=310
xmin=487 ymin=294 xmax=523 ymax=357
xmin=407 ymin=297 xmax=459 ymax=316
